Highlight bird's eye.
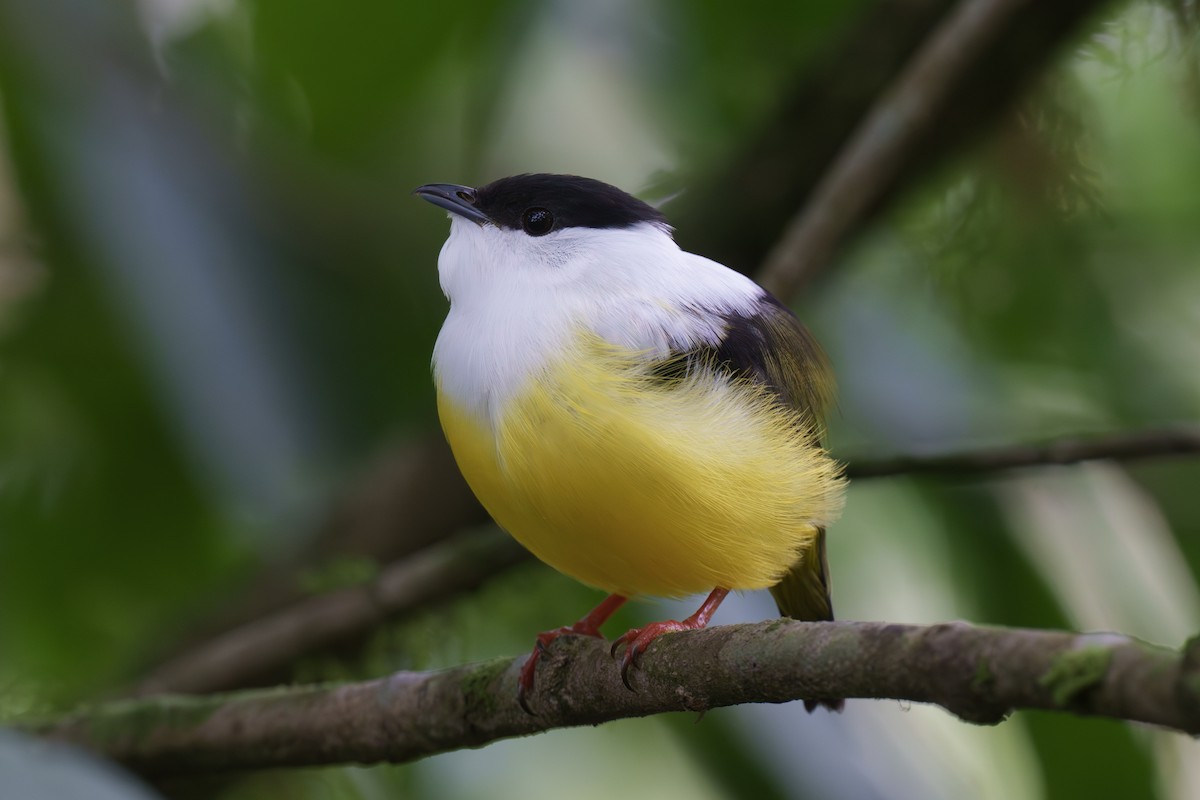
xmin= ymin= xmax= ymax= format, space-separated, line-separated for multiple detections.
xmin=521 ymin=207 xmax=554 ymax=236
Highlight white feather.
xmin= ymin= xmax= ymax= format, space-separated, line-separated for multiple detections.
xmin=432 ymin=217 xmax=763 ymax=426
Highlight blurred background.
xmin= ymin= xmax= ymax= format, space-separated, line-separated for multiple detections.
xmin=2 ymin=0 xmax=1199 ymax=797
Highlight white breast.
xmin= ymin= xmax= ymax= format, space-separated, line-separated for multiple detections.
xmin=431 ymin=217 xmax=764 ymax=427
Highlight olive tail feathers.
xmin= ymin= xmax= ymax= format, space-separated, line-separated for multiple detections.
xmin=768 ymin=527 xmax=844 ymax=713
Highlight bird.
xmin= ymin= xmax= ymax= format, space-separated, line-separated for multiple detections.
xmin=415 ymin=174 xmax=845 ymax=713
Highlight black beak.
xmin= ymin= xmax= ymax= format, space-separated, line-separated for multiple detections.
xmin=413 ymin=183 xmax=490 ymax=225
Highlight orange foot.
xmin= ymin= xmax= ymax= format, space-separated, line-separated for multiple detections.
xmin=610 ymin=587 xmax=729 ymax=689
xmin=518 ymin=593 xmax=627 ymax=714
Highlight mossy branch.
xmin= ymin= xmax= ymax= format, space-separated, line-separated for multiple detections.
xmin=29 ymin=620 xmax=1200 ymax=777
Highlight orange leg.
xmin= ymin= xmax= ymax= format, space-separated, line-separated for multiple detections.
xmin=518 ymin=592 xmax=627 ymax=714
xmin=610 ymin=587 xmax=729 ymax=689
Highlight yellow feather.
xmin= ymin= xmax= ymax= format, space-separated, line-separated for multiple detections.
xmin=437 ymin=332 xmax=844 ymax=598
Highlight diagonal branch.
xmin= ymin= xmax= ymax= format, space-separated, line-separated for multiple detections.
xmin=170 ymin=436 xmax=489 ymax=646
xmin=33 ymin=620 xmax=1200 ymax=776
xmin=755 ymin=0 xmax=1108 ymax=300
xmin=133 ymin=528 xmax=529 ymax=696
xmin=676 ymin=0 xmax=1109 ymax=284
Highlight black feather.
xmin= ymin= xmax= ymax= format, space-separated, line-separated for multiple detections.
xmin=648 ymin=292 xmax=834 ymax=431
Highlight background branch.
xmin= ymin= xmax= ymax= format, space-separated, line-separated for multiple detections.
xmin=846 ymin=426 xmax=1200 ymax=479
xmin=36 ymin=620 xmax=1200 ymax=777
xmin=137 ymin=426 xmax=1200 ymax=696
xmin=674 ymin=0 xmax=1109 ymax=276
xmin=134 ymin=529 xmax=528 ymax=696
xmin=758 ymin=0 xmax=1030 ymax=297
xmin=165 ymin=436 xmax=489 ymax=649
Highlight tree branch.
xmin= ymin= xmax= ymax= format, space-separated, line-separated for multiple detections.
xmin=33 ymin=620 xmax=1200 ymax=777
xmin=847 ymin=426 xmax=1200 ymax=479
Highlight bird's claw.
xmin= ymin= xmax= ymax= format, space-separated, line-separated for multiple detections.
xmin=517 ymin=648 xmax=541 ymax=715
xmin=517 ymin=630 xmax=560 ymax=715
xmin=517 ymin=685 xmax=534 ymax=715
xmin=610 ymin=620 xmax=688 ymax=690
xmin=620 ymin=650 xmax=639 ymax=691
xmin=610 ymin=630 xmax=645 ymax=690
xmin=518 ymin=622 xmax=608 ymax=715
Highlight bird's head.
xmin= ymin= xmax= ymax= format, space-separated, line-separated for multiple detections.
xmin=414 ymin=174 xmax=677 ymax=306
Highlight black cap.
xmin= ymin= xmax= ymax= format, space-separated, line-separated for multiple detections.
xmin=415 ymin=173 xmax=669 ymax=234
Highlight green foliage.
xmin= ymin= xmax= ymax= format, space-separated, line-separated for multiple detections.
xmin=0 ymin=0 xmax=1198 ymax=798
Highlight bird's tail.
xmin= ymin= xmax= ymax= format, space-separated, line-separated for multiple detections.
xmin=768 ymin=526 xmax=844 ymax=713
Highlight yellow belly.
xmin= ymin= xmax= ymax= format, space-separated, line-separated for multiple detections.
xmin=436 ymin=337 xmax=843 ymax=598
